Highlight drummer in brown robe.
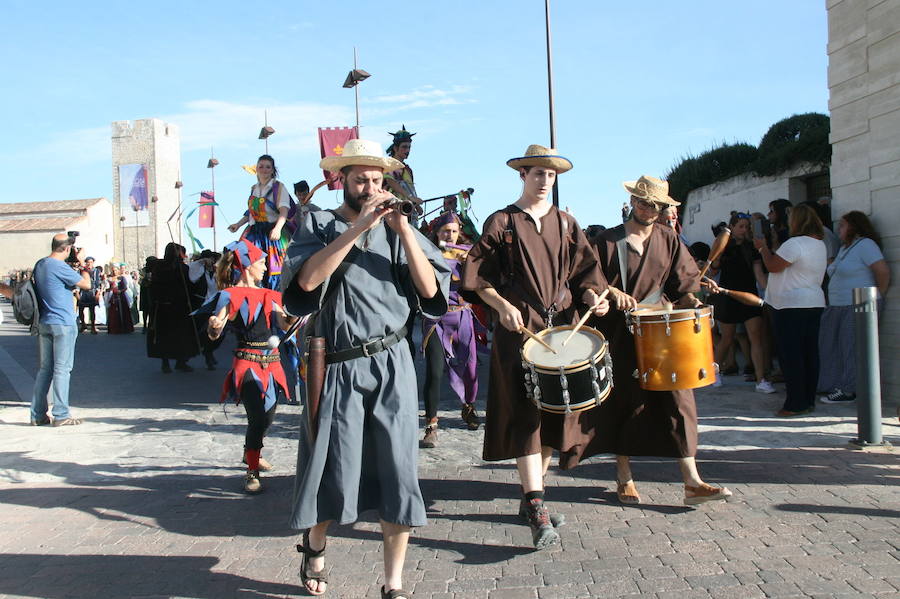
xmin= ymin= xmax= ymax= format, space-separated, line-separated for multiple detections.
xmin=461 ymin=145 xmax=610 ymax=550
xmin=587 ymin=175 xmax=732 ymax=506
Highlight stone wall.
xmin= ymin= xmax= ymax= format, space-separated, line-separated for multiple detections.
xmin=828 ymin=0 xmax=900 ymax=404
xmin=111 ymin=119 xmax=182 ymax=268
xmin=680 ymin=163 xmax=827 ymax=246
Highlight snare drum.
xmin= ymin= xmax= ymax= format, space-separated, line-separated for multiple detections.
xmin=521 ymin=325 xmax=613 ymax=414
xmin=627 ymin=306 xmax=716 ymax=391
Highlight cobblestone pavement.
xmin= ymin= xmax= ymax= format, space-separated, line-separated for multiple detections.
xmin=0 ymin=300 xmax=898 ymax=598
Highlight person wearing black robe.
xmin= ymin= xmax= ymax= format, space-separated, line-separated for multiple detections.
xmin=146 ymin=242 xmax=200 ymax=372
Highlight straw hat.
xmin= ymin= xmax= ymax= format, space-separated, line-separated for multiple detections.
xmin=506 ymin=144 xmax=573 ymax=173
xmin=622 ymin=175 xmax=680 ymax=207
xmin=319 ymin=139 xmax=404 ymax=173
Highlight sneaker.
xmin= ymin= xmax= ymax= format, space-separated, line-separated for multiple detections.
xmin=712 ymin=375 xmax=723 ymax=388
xmin=174 ymin=362 xmax=193 ymax=373
xmin=244 ymin=470 xmax=262 ymax=494
xmin=755 ymin=379 xmax=776 ymax=394
xmin=524 ymin=498 xmax=560 ymax=550
xmin=421 ymin=421 xmax=438 ymax=448
xmin=820 ymin=389 xmax=856 ymax=404
xmin=242 ymin=456 xmax=273 ymax=472
xmin=518 ymin=497 xmax=565 ymax=528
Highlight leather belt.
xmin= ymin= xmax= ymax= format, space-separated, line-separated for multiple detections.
xmin=325 ymin=326 xmax=408 ymax=364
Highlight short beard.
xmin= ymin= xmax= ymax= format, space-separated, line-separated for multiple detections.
xmin=343 ymin=187 xmax=369 ymax=213
xmin=632 ymin=213 xmax=656 ymax=227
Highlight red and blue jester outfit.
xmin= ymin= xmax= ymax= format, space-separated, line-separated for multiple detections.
xmin=197 ymin=238 xmax=291 ymax=488
xmin=211 ymin=286 xmax=290 ymax=411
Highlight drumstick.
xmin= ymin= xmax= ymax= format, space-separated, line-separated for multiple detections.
xmin=519 ymin=326 xmax=557 ymax=354
xmin=562 ymin=288 xmax=610 ymax=347
xmin=698 ymin=227 xmax=731 ymax=279
xmin=719 ymin=287 xmax=765 ymax=307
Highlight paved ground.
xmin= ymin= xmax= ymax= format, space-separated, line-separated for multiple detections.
xmin=0 ymin=299 xmax=898 ymax=599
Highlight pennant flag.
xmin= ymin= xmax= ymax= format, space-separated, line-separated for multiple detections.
xmin=318 ymin=126 xmax=359 ymax=190
xmin=198 ymin=191 xmax=215 ymax=228
xmin=128 ymin=165 xmax=149 ymax=211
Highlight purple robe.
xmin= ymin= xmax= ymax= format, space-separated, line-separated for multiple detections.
xmin=421 ymin=244 xmax=484 ymax=405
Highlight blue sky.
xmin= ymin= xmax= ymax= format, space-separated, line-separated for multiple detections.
xmin=0 ymin=1 xmax=828 ymax=251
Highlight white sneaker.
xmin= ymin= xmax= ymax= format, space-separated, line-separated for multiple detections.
xmin=756 ymin=379 xmax=776 ymax=394
xmin=712 ymin=375 xmax=723 ymax=388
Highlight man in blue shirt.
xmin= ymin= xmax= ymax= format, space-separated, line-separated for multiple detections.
xmin=30 ymin=233 xmax=92 ymax=426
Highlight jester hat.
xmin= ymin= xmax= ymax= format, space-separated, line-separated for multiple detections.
xmin=227 ymin=238 xmax=265 ymax=280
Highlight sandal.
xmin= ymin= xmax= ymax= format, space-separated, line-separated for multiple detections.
xmin=381 ymin=585 xmax=412 ymax=598
xmin=296 ymin=530 xmax=327 ymax=595
xmin=616 ymin=480 xmax=641 ymax=504
xmin=684 ymin=483 xmax=732 ymax=506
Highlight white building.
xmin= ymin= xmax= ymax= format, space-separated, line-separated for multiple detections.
xmin=0 ymin=198 xmax=114 ymax=275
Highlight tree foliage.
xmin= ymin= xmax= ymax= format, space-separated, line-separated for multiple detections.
xmin=665 ymin=113 xmax=831 ymax=204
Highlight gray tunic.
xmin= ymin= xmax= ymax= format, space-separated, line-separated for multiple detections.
xmin=282 ymin=209 xmax=450 ymax=529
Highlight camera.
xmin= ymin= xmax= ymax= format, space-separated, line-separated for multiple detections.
xmin=66 ymin=231 xmax=80 ymax=263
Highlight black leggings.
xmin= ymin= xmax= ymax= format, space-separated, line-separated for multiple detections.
xmin=241 ymin=379 xmax=277 ymax=450
xmin=422 ymin=332 xmax=444 ymax=420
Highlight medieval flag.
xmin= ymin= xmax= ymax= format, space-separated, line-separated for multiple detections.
xmin=318 ymin=126 xmax=358 ymax=190
xmin=128 ymin=165 xmax=149 ymax=211
xmin=198 ymin=191 xmax=216 ymax=228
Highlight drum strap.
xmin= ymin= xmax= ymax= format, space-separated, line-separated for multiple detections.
xmin=616 ymin=238 xmax=628 ymax=295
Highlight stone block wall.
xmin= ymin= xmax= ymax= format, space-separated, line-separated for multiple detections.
xmin=111 ymin=119 xmax=182 ymax=268
xmin=828 ymin=0 xmax=900 ymax=404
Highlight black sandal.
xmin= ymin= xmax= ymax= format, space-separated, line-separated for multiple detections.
xmin=380 ymin=586 xmax=411 ymax=599
xmin=296 ymin=530 xmax=327 ymax=596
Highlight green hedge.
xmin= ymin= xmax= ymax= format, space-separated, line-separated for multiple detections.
xmin=666 ymin=113 xmax=831 ymax=204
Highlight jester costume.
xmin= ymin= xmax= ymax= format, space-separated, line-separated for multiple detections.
xmin=200 ymin=240 xmax=289 ymax=481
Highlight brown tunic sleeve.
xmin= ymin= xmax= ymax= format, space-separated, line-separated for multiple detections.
xmin=564 ymin=213 xmax=608 ymax=304
xmin=460 ymin=210 xmax=506 ymax=304
xmin=663 ymin=230 xmax=701 ymax=300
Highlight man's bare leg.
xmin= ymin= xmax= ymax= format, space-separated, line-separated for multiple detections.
xmin=381 ymin=520 xmax=410 ymax=593
xmin=517 ymin=452 xmax=559 ymax=548
xmin=304 ymin=520 xmax=331 ymax=594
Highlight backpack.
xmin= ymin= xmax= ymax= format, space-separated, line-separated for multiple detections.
xmin=12 ymin=275 xmax=39 ymax=335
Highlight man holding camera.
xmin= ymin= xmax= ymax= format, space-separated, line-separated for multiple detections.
xmin=30 ymin=233 xmax=93 ymax=426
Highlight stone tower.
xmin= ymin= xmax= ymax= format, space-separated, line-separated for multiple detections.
xmin=111 ymin=118 xmax=182 ymax=268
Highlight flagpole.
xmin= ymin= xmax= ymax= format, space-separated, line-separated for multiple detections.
xmin=354 ymin=48 xmax=360 ymax=129
xmin=545 ymin=0 xmax=559 ymax=208
xmin=264 ymin=111 xmax=269 ymax=154
xmin=210 ymin=147 xmax=217 ymax=251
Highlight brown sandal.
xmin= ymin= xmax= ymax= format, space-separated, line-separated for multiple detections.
xmin=684 ymin=483 xmax=732 ymax=506
xmin=616 ymin=480 xmax=641 ymax=504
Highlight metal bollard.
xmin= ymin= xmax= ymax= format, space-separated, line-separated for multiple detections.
xmin=850 ymin=287 xmax=890 ymax=448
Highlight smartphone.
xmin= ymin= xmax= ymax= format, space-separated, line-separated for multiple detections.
xmin=752 ymin=219 xmax=764 ymax=239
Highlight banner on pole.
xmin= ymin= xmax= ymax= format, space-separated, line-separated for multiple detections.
xmin=118 ymin=164 xmax=149 ymax=227
xmin=318 ymin=126 xmax=359 ymax=190
xmin=198 ymin=191 xmax=216 ymax=228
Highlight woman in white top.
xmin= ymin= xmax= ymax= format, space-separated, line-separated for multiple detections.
xmin=754 ymin=204 xmax=826 ymax=416
xmin=818 ymin=211 xmax=890 ymax=404
xmin=227 ymin=154 xmax=293 ymax=290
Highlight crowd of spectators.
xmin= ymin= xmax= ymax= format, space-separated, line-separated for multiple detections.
xmin=691 ymin=197 xmax=890 ymax=416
